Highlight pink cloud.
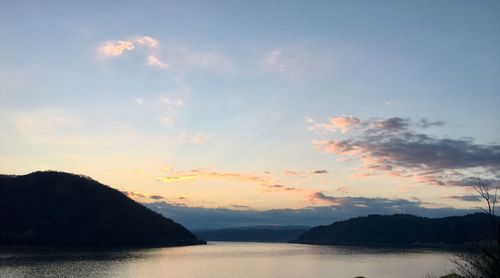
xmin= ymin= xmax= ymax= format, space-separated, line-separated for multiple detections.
xmin=330 ymin=116 xmax=361 ymax=133
xmin=310 ymin=116 xmax=500 ymax=187
xmin=147 ymin=54 xmax=168 ymax=68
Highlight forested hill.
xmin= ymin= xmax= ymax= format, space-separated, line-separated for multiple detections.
xmin=0 ymin=171 xmax=205 ymax=247
xmin=291 ymin=213 xmax=497 ymax=246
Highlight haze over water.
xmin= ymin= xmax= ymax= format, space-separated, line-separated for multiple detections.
xmin=1 ymin=242 xmax=456 ymax=278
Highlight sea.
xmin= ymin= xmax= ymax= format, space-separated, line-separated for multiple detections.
xmin=0 ymin=241 xmax=459 ymax=278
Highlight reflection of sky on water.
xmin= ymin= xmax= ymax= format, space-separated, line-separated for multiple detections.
xmin=0 ymin=242 xmax=457 ymax=278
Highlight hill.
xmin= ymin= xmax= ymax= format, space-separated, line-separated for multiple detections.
xmin=0 ymin=171 xmax=205 ymax=247
xmin=291 ymin=213 xmax=497 ymax=246
xmin=194 ymin=225 xmax=309 ymax=242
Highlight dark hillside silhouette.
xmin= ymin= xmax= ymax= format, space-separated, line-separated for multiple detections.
xmin=291 ymin=213 xmax=498 ymax=246
xmin=0 ymin=171 xmax=205 ymax=247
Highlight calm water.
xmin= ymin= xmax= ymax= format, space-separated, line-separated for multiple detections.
xmin=0 ymin=242 xmax=458 ymax=278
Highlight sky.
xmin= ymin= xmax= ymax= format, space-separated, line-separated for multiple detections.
xmin=1 ymin=0 xmax=499 ymax=228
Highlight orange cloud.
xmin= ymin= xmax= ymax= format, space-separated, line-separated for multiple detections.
xmin=98 ymin=40 xmax=135 ymax=57
xmin=350 ymin=172 xmax=375 ymax=179
xmin=283 ymin=170 xmax=303 ymax=176
xmin=199 ymin=170 xmax=270 ymax=184
xmin=262 ymin=184 xmax=297 ymax=192
xmin=157 ymin=175 xmax=197 ymax=183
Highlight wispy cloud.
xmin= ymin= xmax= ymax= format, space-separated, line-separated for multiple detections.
xmin=262 ymin=184 xmax=297 ymax=192
xmin=147 ymin=54 xmax=168 ymax=68
xmin=179 ymin=47 xmax=233 ymax=72
xmin=448 ymin=195 xmax=482 ymax=202
xmin=157 ymin=175 xmax=197 ymax=183
xmin=133 ymin=94 xmax=185 ymax=126
xmin=157 ymin=168 xmax=270 ymax=185
xmin=260 ymin=45 xmax=336 ymax=81
xmin=4 ymin=109 xmax=99 ymax=147
xmin=179 ymin=131 xmax=206 ymax=144
xmin=157 ymin=167 xmax=304 ymax=195
xmin=283 ymin=170 xmax=303 ymax=177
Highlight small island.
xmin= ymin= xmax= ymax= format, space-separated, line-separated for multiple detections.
xmin=0 ymin=171 xmax=205 ymax=247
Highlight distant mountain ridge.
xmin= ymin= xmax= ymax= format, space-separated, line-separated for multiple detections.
xmin=291 ymin=213 xmax=497 ymax=246
xmin=0 ymin=171 xmax=205 ymax=247
xmin=194 ymin=225 xmax=310 ymax=242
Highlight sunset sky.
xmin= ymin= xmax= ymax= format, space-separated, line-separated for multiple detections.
xmin=1 ymin=1 xmax=499 ymax=228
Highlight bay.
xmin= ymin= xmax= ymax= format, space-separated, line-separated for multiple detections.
xmin=0 ymin=242 xmax=458 ymax=278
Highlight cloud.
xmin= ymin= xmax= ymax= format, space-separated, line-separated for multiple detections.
xmin=147 ymin=54 xmax=168 ymax=68
xmin=157 ymin=169 xmax=269 ymax=185
xmin=260 ymin=46 xmax=336 ymax=81
xmin=135 ymin=97 xmax=145 ymax=106
xmin=181 ymin=49 xmax=233 ymax=71
xmin=179 ymin=131 xmax=206 ymax=144
xmin=193 ymin=169 xmax=270 ymax=184
xmin=98 ymin=35 xmax=167 ymax=69
xmin=160 ymin=116 xmax=172 ymax=126
xmin=150 ymin=195 xmax=165 ymax=200
xmin=157 ymin=175 xmax=197 ymax=183
xmin=134 ymin=94 xmax=186 ymax=126
xmin=351 ymin=172 xmax=376 ymax=178
xmin=157 ymin=168 xmax=303 ymax=194
xmin=310 ymin=191 xmax=423 ymax=209
xmin=121 ymin=190 xmax=166 ymax=201
xmin=376 ymin=117 xmax=409 ymax=131
xmin=385 ymin=101 xmax=402 ymax=107
xmin=145 ymin=199 xmax=475 ymax=230
xmin=331 ymin=116 xmax=362 ymax=133
xmin=311 ymin=170 xmax=328 ymax=174
xmin=98 ymin=36 xmax=232 ymax=74
xmin=308 ymin=116 xmax=361 ymax=133
xmin=98 ymin=40 xmax=135 ymax=57
xmin=3 ymin=109 xmax=102 ymax=147
xmin=309 ymin=116 xmax=445 ymax=134
xmin=417 ymin=119 xmax=446 ymax=128
xmin=11 ymin=109 xmax=75 ymax=131
xmin=135 ymin=36 xmax=159 ymax=48
xmin=262 ymin=184 xmax=297 ymax=192
xmin=283 ymin=170 xmax=303 ymax=176
xmin=448 ymin=195 xmax=482 ymax=202
xmin=312 ymin=116 xmax=500 ymax=187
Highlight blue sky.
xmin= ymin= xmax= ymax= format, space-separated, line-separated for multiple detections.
xmin=1 ymin=1 xmax=499 ymax=226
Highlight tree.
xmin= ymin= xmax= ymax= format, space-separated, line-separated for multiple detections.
xmin=453 ymin=179 xmax=500 ymax=278
xmin=473 ymin=180 xmax=500 ymax=246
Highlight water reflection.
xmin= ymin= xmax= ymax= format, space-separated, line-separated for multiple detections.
xmin=0 ymin=242 xmax=457 ymax=278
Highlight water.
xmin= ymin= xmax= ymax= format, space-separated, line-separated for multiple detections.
xmin=0 ymin=242 xmax=458 ymax=278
